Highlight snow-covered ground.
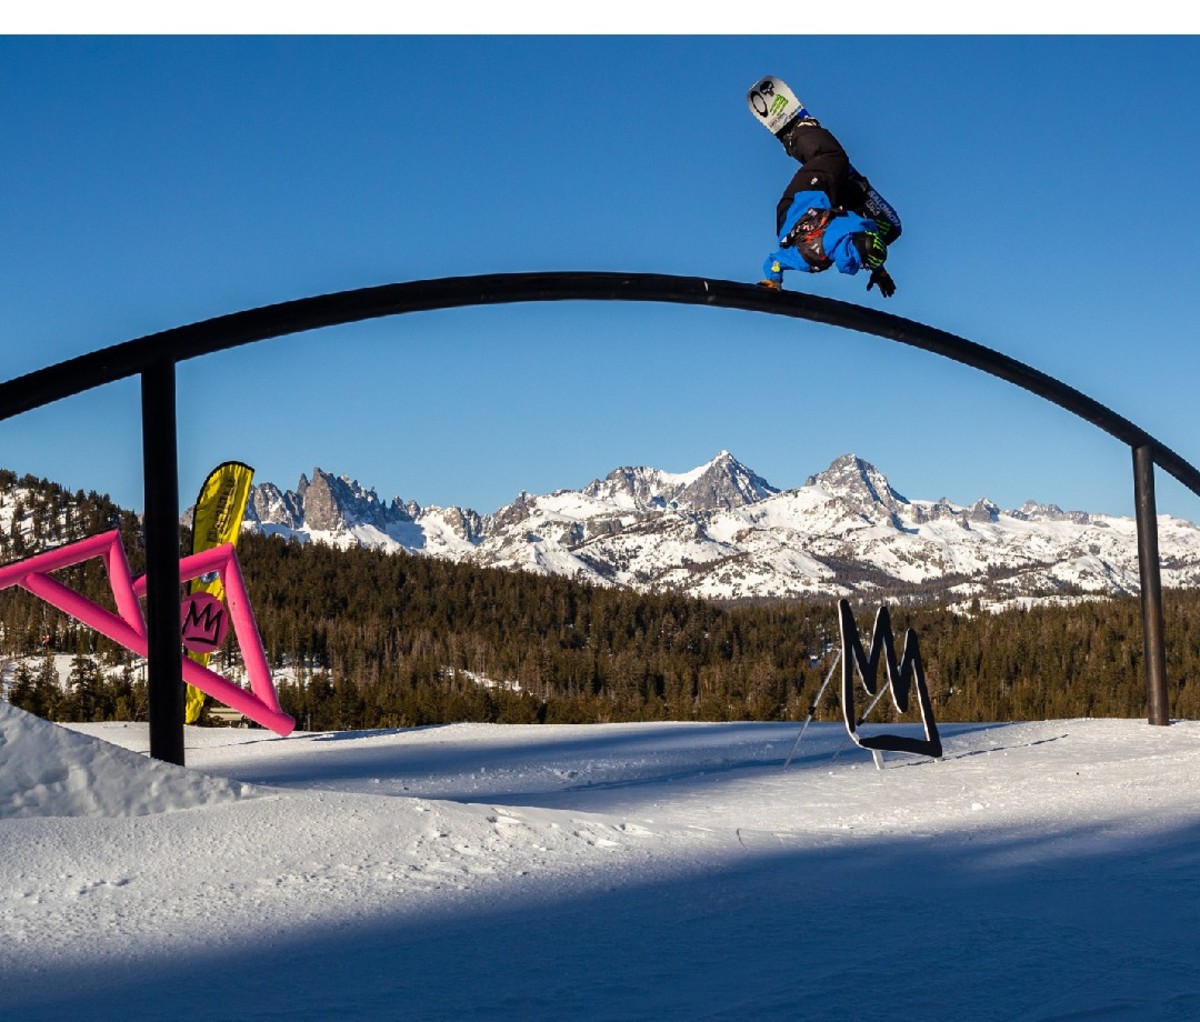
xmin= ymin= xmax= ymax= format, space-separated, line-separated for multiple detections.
xmin=4 ymin=703 xmax=1200 ymax=1020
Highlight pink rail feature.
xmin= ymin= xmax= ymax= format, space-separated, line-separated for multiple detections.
xmin=132 ymin=542 xmax=288 ymax=730
xmin=0 ymin=530 xmax=294 ymax=735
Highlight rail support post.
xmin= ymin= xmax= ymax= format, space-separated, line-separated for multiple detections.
xmin=142 ymin=358 xmax=185 ymax=764
xmin=1133 ymin=444 xmax=1170 ymax=726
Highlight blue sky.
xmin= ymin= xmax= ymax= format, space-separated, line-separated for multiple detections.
xmin=3 ymin=33 xmax=1200 ymax=521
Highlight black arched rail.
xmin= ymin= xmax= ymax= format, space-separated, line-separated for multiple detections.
xmin=0 ymin=272 xmax=1188 ymax=759
xmin=2 ymin=272 xmax=1197 ymax=494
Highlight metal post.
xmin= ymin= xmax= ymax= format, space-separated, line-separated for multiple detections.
xmin=141 ymin=358 xmax=185 ymax=764
xmin=1133 ymin=444 xmax=1170 ymax=726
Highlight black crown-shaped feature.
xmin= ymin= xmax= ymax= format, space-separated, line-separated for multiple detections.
xmin=838 ymin=599 xmax=942 ymax=759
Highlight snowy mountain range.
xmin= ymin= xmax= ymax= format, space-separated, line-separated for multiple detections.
xmin=242 ymin=452 xmax=1200 ymax=607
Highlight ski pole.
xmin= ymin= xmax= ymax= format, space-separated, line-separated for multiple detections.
xmin=784 ymin=648 xmax=841 ymax=770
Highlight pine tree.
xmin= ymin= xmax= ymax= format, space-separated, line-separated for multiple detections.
xmin=67 ymin=652 xmax=103 ymax=722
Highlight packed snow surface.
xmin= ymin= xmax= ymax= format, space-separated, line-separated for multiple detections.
xmin=4 ymin=701 xmax=1200 ymax=1020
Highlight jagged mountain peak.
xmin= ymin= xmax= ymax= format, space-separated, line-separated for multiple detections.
xmin=805 ymin=454 xmax=908 ymax=509
xmin=243 ymin=466 xmax=485 ymax=553
xmin=247 ymin=467 xmax=418 ymax=535
xmin=1013 ymin=499 xmax=1091 ymax=525
xmin=676 ymin=450 xmax=779 ymax=510
xmin=968 ymin=497 xmax=1002 ymax=523
xmin=301 ymin=468 xmax=380 ymax=532
xmin=583 ymin=451 xmax=777 ymax=512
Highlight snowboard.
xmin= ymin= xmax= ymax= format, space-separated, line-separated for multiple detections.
xmin=746 ymin=74 xmax=810 ymax=135
xmin=747 ymin=75 xmax=902 ymax=242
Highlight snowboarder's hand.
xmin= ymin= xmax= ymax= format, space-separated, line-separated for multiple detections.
xmin=867 ymin=267 xmax=895 ymax=298
xmin=757 ymin=279 xmax=781 ymax=291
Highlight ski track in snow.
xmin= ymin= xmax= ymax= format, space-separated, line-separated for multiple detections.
xmin=4 ymin=703 xmax=1200 ymax=1020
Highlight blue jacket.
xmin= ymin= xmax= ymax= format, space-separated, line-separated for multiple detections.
xmin=763 ymin=190 xmax=878 ymax=283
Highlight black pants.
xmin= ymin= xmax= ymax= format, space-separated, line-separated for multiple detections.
xmin=775 ymin=122 xmax=872 ymax=233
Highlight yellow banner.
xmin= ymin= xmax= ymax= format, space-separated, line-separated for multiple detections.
xmin=185 ymin=461 xmax=254 ymax=723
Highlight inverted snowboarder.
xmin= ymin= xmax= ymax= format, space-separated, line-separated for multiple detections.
xmin=748 ymin=75 xmax=901 ymax=298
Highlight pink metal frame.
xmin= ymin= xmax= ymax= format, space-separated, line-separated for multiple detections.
xmin=0 ymin=530 xmax=294 ymax=735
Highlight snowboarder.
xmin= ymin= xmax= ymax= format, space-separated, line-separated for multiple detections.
xmin=758 ymin=115 xmax=898 ymax=298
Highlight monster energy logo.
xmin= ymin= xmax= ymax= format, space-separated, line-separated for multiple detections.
xmin=769 ymin=95 xmax=789 ymax=118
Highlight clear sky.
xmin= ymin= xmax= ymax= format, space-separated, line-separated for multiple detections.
xmin=4 ymin=30 xmax=1200 ymax=521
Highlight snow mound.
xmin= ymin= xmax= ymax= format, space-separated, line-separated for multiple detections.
xmin=0 ymin=701 xmax=254 ymax=818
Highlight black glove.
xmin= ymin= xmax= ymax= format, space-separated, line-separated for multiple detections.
xmin=867 ymin=266 xmax=896 ymax=298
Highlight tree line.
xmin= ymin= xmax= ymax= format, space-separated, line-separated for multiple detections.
xmin=1 ymin=467 xmax=1198 ymax=729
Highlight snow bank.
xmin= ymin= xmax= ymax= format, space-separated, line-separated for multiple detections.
xmin=0 ymin=701 xmax=254 ymax=818
xmin=6 ymin=714 xmax=1200 ymax=1020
